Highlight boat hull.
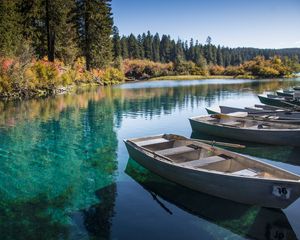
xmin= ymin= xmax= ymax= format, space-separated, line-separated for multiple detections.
xmin=208 ymin=106 xmax=300 ymax=121
xmin=125 ymin=141 xmax=300 ymax=209
xmin=277 ymin=91 xmax=293 ymax=97
xmin=189 ymin=118 xmax=300 ymax=146
xmin=258 ymin=95 xmax=300 ymax=108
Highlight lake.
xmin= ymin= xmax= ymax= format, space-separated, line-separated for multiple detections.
xmin=1 ymin=78 xmax=300 ymax=239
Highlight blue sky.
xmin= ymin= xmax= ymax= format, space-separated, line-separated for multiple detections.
xmin=112 ymin=0 xmax=300 ymax=49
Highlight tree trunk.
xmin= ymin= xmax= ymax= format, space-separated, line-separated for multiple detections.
xmin=84 ymin=0 xmax=90 ymax=70
xmin=46 ymin=0 xmax=54 ymax=61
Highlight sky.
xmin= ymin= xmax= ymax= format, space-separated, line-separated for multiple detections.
xmin=112 ymin=0 xmax=300 ymax=49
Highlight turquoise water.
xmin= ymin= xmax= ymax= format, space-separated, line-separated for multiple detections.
xmin=0 ymin=78 xmax=300 ymax=239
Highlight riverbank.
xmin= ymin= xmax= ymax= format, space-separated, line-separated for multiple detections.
xmin=150 ymin=75 xmax=236 ymax=81
xmin=1 ymin=56 xmax=299 ymax=101
xmin=1 ymin=74 xmax=299 ymax=101
xmin=149 ymin=74 xmax=297 ymax=81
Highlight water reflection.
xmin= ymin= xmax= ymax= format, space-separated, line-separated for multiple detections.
xmin=0 ymin=78 xmax=300 ymax=239
xmin=70 ymin=184 xmax=116 ymax=239
xmin=0 ymin=79 xmax=298 ymax=128
xmin=125 ymin=159 xmax=298 ymax=240
xmin=0 ymin=94 xmax=119 ymax=239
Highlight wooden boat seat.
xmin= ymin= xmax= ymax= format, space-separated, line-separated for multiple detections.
xmin=232 ymin=168 xmax=259 ymax=177
xmin=220 ymin=121 xmax=241 ymax=127
xmin=155 ymin=146 xmax=195 ymax=156
xmin=137 ymin=138 xmax=169 ymax=147
xmin=181 ymin=155 xmax=227 ymax=168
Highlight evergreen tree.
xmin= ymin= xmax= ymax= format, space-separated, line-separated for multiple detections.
xmin=152 ymin=33 xmax=160 ymax=62
xmin=174 ymin=39 xmax=185 ymax=63
xmin=120 ymin=36 xmax=128 ymax=59
xmin=188 ymin=38 xmax=194 ymax=61
xmin=19 ymin=0 xmax=78 ymax=63
xmin=137 ymin=34 xmax=145 ymax=59
xmin=75 ymin=0 xmax=113 ymax=70
xmin=19 ymin=0 xmax=47 ymax=58
xmin=0 ymin=1 xmax=22 ymax=56
xmin=160 ymin=35 xmax=172 ymax=63
xmin=54 ymin=0 xmax=78 ymax=64
xmin=127 ymin=34 xmax=140 ymax=59
xmin=206 ymin=36 xmax=212 ymax=45
xmin=143 ymin=31 xmax=153 ymax=60
xmin=112 ymin=26 xmax=121 ymax=60
xmin=216 ymin=45 xmax=224 ymax=66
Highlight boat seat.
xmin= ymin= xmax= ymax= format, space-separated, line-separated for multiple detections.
xmin=155 ymin=146 xmax=195 ymax=156
xmin=232 ymin=168 xmax=259 ymax=177
xmin=220 ymin=121 xmax=241 ymax=127
xmin=181 ymin=155 xmax=227 ymax=168
xmin=136 ymin=138 xmax=169 ymax=147
xmin=227 ymin=112 xmax=248 ymax=117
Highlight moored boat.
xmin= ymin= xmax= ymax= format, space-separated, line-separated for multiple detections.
xmin=258 ymin=95 xmax=300 ymax=108
xmin=277 ymin=90 xmax=294 ymax=98
xmin=206 ymin=106 xmax=300 ymax=123
xmin=126 ymin=159 xmax=298 ymax=240
xmin=189 ymin=114 xmax=300 ymax=146
xmin=124 ymin=134 xmax=300 ymax=209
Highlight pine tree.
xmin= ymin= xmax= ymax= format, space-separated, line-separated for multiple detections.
xmin=143 ymin=31 xmax=153 ymax=60
xmin=19 ymin=0 xmax=78 ymax=63
xmin=112 ymin=26 xmax=121 ymax=60
xmin=216 ymin=45 xmax=224 ymax=66
xmin=54 ymin=0 xmax=79 ymax=64
xmin=75 ymin=0 xmax=113 ymax=70
xmin=152 ymin=33 xmax=160 ymax=62
xmin=137 ymin=34 xmax=144 ymax=59
xmin=160 ymin=35 xmax=172 ymax=63
xmin=120 ymin=36 xmax=128 ymax=59
xmin=174 ymin=39 xmax=185 ymax=63
xmin=0 ymin=0 xmax=22 ymax=56
xmin=127 ymin=34 xmax=140 ymax=59
xmin=19 ymin=0 xmax=47 ymax=58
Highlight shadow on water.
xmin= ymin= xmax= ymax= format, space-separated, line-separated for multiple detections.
xmin=125 ymin=158 xmax=298 ymax=240
xmin=0 ymin=191 xmax=71 ymax=240
xmin=70 ymin=184 xmax=117 ymax=240
xmin=191 ymin=131 xmax=300 ymax=167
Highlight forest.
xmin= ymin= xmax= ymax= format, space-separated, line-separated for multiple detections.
xmin=0 ymin=0 xmax=300 ymax=99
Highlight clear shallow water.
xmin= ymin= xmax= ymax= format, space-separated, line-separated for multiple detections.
xmin=1 ymin=78 xmax=300 ymax=239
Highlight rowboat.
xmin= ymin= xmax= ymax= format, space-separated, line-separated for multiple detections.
xmin=277 ymin=90 xmax=294 ymax=98
xmin=189 ymin=114 xmax=300 ymax=146
xmin=124 ymin=134 xmax=300 ymax=209
xmin=206 ymin=106 xmax=300 ymax=123
xmin=125 ymin=160 xmax=298 ymax=240
xmin=258 ymin=95 xmax=300 ymax=108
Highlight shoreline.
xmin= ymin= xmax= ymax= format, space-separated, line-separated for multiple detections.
xmin=149 ymin=74 xmax=298 ymax=81
xmin=149 ymin=75 xmax=236 ymax=81
xmin=1 ymin=75 xmax=299 ymax=102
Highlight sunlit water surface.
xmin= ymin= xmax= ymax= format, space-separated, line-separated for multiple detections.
xmin=1 ymin=78 xmax=300 ymax=239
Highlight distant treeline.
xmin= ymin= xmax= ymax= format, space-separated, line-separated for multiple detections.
xmin=113 ymin=29 xmax=300 ymax=67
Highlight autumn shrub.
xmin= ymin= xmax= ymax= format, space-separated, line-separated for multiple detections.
xmin=223 ymin=66 xmax=245 ymax=76
xmin=241 ymin=56 xmax=292 ymax=78
xmin=174 ymin=61 xmax=195 ymax=75
xmin=209 ymin=65 xmax=225 ymax=75
xmin=100 ymin=67 xmax=125 ymax=85
xmin=123 ymin=59 xmax=173 ymax=79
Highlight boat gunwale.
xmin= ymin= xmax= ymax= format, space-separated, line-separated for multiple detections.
xmin=124 ymin=136 xmax=300 ymax=183
xmin=189 ymin=115 xmax=300 ymax=132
